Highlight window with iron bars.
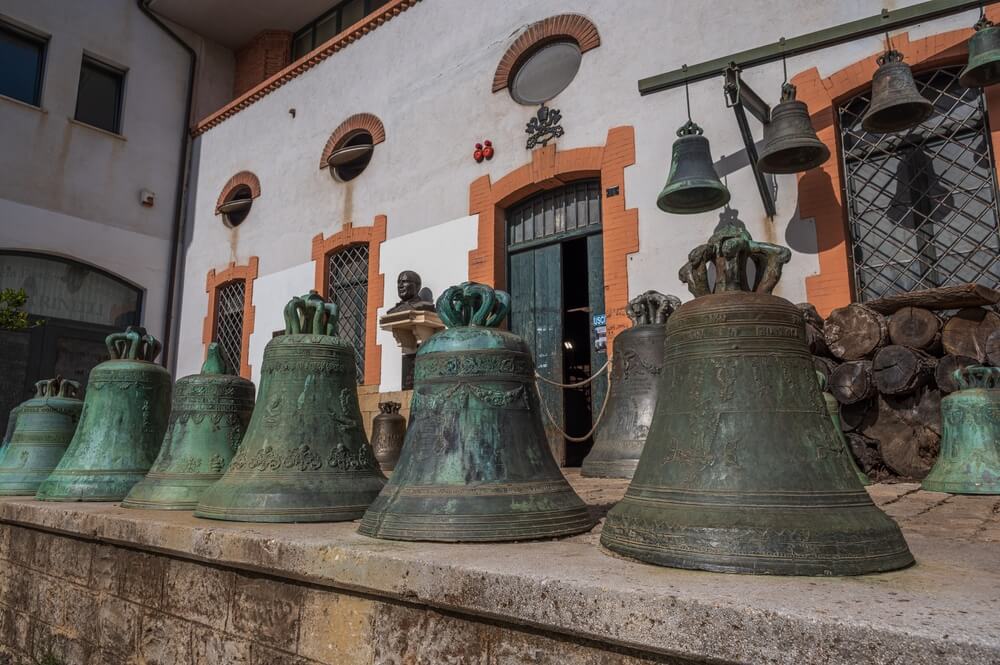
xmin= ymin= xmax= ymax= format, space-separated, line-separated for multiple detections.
xmin=214 ymin=280 xmax=246 ymax=374
xmin=838 ymin=65 xmax=1000 ymax=302
xmin=327 ymin=244 xmax=369 ymax=383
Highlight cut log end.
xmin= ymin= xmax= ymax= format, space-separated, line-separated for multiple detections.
xmin=824 ymin=304 xmax=888 ymax=360
xmin=872 ymin=345 xmax=937 ymax=396
xmin=829 ymin=360 xmax=875 ymax=405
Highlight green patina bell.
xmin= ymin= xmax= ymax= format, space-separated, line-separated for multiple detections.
xmin=922 ymin=366 xmax=1000 ymax=494
xmin=122 ymin=343 xmax=255 ymax=510
xmin=960 ymin=16 xmax=1000 ymax=88
xmin=0 ymin=378 xmax=82 ymax=496
xmin=817 ymin=371 xmax=870 ymax=487
xmin=656 ymin=120 xmax=731 ymax=214
xmin=601 ymin=225 xmax=913 ymax=575
xmin=359 ymin=282 xmax=593 ymax=542
xmin=36 ymin=327 xmax=171 ymax=501
xmin=195 ymin=291 xmax=384 ymax=522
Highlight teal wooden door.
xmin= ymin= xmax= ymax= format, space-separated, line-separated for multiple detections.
xmin=587 ymin=234 xmax=608 ymax=415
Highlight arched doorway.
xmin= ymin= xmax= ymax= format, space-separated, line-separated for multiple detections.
xmin=506 ymin=180 xmax=607 ymax=466
xmin=0 ymin=251 xmax=143 ymax=433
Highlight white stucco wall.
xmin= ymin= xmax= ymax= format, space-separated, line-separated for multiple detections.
xmin=175 ymin=0 xmax=984 ymax=386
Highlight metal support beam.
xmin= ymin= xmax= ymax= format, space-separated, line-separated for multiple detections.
xmin=724 ymin=67 xmax=776 ymax=218
xmin=639 ymin=0 xmax=990 ymax=95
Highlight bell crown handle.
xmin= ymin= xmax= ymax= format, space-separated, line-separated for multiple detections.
xmin=378 ymin=401 xmax=401 ymax=414
xmin=103 ymin=326 xmax=161 ymax=362
xmin=954 ymin=365 xmax=1000 ymax=391
xmin=201 ymin=342 xmax=233 ymax=375
xmin=436 ymin=282 xmax=510 ymax=328
xmin=282 ymin=291 xmax=340 ymax=336
xmin=33 ymin=377 xmax=80 ymax=399
xmin=679 ymin=224 xmax=791 ymax=298
xmin=626 ymin=290 xmax=681 ymax=326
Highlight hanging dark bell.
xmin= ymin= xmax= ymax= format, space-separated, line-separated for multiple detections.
xmin=922 ymin=366 xmax=1000 ymax=494
xmin=580 ymin=290 xmax=679 ymax=479
xmin=195 ymin=291 xmax=385 ymax=522
xmin=371 ymin=401 xmax=406 ymax=472
xmin=359 ymin=282 xmax=593 ymax=542
xmin=862 ymin=49 xmax=933 ymax=133
xmin=960 ymin=17 xmax=1000 ymax=88
xmin=36 ymin=327 xmax=171 ymax=501
xmin=0 ymin=378 xmax=82 ymax=496
xmin=122 ymin=343 xmax=255 ymax=510
xmin=657 ymin=120 xmax=731 ymax=214
xmin=758 ymin=83 xmax=830 ymax=174
xmin=601 ymin=224 xmax=914 ymax=575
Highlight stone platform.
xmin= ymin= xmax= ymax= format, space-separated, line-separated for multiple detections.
xmin=0 ymin=472 xmax=997 ymax=664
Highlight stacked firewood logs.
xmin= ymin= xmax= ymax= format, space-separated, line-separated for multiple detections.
xmin=803 ymin=284 xmax=1000 ymax=482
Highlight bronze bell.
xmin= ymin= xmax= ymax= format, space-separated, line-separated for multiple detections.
xmin=657 ymin=120 xmax=731 ymax=214
xmin=960 ymin=17 xmax=1000 ymax=88
xmin=862 ymin=49 xmax=933 ymax=133
xmin=601 ymin=225 xmax=913 ymax=576
xmin=0 ymin=378 xmax=82 ymax=496
xmin=580 ymin=290 xmax=679 ymax=479
xmin=194 ymin=291 xmax=385 ymax=522
xmin=758 ymin=83 xmax=830 ymax=174
xmin=371 ymin=401 xmax=406 ymax=472
xmin=359 ymin=282 xmax=593 ymax=542
xmin=122 ymin=343 xmax=255 ymax=510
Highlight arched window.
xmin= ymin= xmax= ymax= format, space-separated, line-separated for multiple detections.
xmin=327 ymin=244 xmax=370 ymax=382
xmin=838 ymin=65 xmax=1000 ymax=301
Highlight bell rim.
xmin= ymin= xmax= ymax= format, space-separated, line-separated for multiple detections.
xmin=580 ymin=457 xmax=638 ymax=479
xmin=657 ymin=185 xmax=731 ymax=215
xmin=959 ymin=52 xmax=1000 ymax=88
xmin=860 ymin=99 xmax=934 ymax=133
xmin=757 ymin=143 xmax=831 ymax=175
xmin=357 ymin=505 xmax=594 ymax=542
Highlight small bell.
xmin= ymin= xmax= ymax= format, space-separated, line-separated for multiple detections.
xmin=862 ymin=49 xmax=933 ymax=133
xmin=817 ymin=371 xmax=870 ymax=487
xmin=922 ymin=366 xmax=1000 ymax=494
xmin=359 ymin=282 xmax=593 ymax=542
xmin=195 ymin=291 xmax=385 ymax=522
xmin=122 ymin=343 xmax=255 ymax=510
xmin=758 ymin=83 xmax=830 ymax=174
xmin=36 ymin=327 xmax=171 ymax=501
xmin=371 ymin=401 xmax=406 ymax=472
xmin=580 ymin=290 xmax=679 ymax=479
xmin=0 ymin=378 xmax=82 ymax=496
xmin=960 ymin=16 xmax=1000 ymax=88
xmin=657 ymin=120 xmax=730 ymax=214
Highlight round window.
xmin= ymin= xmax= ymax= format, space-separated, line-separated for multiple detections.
xmin=510 ymin=41 xmax=582 ymax=105
xmin=219 ymin=185 xmax=253 ymax=227
xmin=329 ymin=131 xmax=375 ymax=182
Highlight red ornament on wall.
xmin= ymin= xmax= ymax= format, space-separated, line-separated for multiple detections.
xmin=482 ymin=140 xmax=494 ymax=160
xmin=473 ymin=143 xmax=484 ymax=163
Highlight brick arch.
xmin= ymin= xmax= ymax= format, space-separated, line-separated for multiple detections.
xmin=202 ymin=257 xmax=259 ymax=379
xmin=319 ymin=113 xmax=386 ymax=170
xmin=468 ymin=126 xmax=637 ymax=355
xmin=792 ymin=11 xmax=1000 ymax=317
xmin=492 ymin=14 xmax=600 ymax=94
xmin=215 ymin=171 xmax=261 ymax=214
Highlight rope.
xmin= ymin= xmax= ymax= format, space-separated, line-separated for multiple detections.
xmin=534 ymin=360 xmax=612 ymax=443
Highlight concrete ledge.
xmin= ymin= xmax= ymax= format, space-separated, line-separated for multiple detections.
xmin=1 ymin=474 xmax=998 ymax=664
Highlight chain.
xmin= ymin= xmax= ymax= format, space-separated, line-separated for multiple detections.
xmin=534 ymin=360 xmax=611 ymax=443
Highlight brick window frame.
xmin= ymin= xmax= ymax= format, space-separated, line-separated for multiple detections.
xmin=202 ymin=257 xmax=259 ymax=379
xmin=311 ymin=216 xmax=387 ymax=386
xmin=791 ymin=10 xmax=1000 ymax=316
xmin=319 ymin=113 xmax=386 ymax=170
xmin=215 ymin=171 xmax=261 ymax=214
xmin=468 ymin=126 xmax=637 ymax=355
xmin=492 ymin=14 xmax=600 ymax=94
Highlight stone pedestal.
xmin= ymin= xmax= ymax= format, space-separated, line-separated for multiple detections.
xmin=379 ymin=309 xmax=444 ymax=389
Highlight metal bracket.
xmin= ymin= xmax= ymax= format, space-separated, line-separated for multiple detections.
xmin=723 ymin=66 xmax=776 ymax=218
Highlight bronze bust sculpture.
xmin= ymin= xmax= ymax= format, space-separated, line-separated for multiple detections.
xmin=386 ymin=270 xmax=435 ymax=314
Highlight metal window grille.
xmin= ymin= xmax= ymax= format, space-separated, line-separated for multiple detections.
xmin=214 ymin=280 xmax=246 ymax=374
xmin=507 ymin=179 xmax=601 ymax=249
xmin=328 ymin=244 xmax=369 ymax=382
xmin=838 ymin=65 xmax=1000 ymax=302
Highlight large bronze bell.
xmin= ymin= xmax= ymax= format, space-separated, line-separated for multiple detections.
xmin=601 ymin=225 xmax=913 ymax=575
xmin=961 ymin=17 xmax=1000 ymax=88
xmin=195 ymin=291 xmax=385 ymax=522
xmin=359 ymin=282 xmax=593 ymax=542
xmin=36 ymin=327 xmax=171 ymax=501
xmin=862 ymin=49 xmax=933 ymax=133
xmin=817 ymin=371 xmax=870 ymax=487
xmin=122 ymin=343 xmax=255 ymax=510
xmin=580 ymin=290 xmax=679 ymax=479
xmin=922 ymin=366 xmax=1000 ymax=494
xmin=371 ymin=401 xmax=406 ymax=472
xmin=0 ymin=378 xmax=82 ymax=496
xmin=758 ymin=83 xmax=830 ymax=174
xmin=656 ymin=120 xmax=731 ymax=214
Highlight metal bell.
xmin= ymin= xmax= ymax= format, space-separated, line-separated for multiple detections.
xmin=580 ymin=290 xmax=679 ymax=479
xmin=817 ymin=371 xmax=870 ymax=487
xmin=359 ymin=282 xmax=593 ymax=542
xmin=922 ymin=366 xmax=1000 ymax=494
xmin=371 ymin=401 xmax=406 ymax=472
xmin=36 ymin=327 xmax=171 ymax=501
xmin=601 ymin=225 xmax=913 ymax=575
xmin=0 ymin=378 xmax=82 ymax=496
xmin=656 ymin=120 xmax=731 ymax=214
xmin=195 ymin=291 xmax=385 ymax=522
xmin=758 ymin=83 xmax=830 ymax=174
xmin=960 ymin=17 xmax=1000 ymax=88
xmin=862 ymin=50 xmax=933 ymax=133
xmin=122 ymin=343 xmax=255 ymax=510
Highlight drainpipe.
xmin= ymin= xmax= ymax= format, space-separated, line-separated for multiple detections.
xmin=137 ymin=0 xmax=196 ymax=372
